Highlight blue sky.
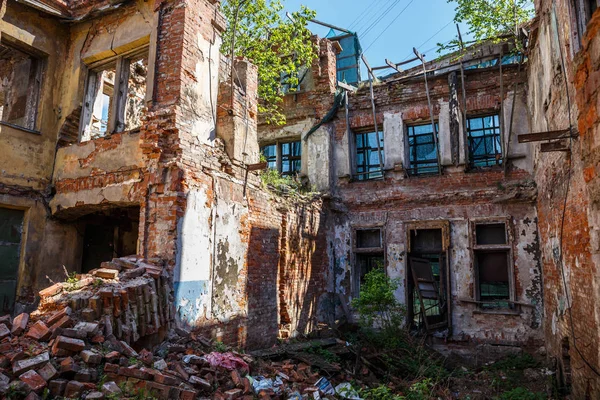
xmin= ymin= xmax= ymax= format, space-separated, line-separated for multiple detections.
xmin=281 ymin=0 xmax=470 ymax=76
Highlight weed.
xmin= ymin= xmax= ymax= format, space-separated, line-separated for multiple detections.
xmin=128 ymin=357 xmax=140 ymax=366
xmin=306 ymin=345 xmax=340 ymax=363
xmin=498 ymin=387 xmax=546 ymax=400
xmin=213 ymin=341 xmax=228 ymax=353
xmin=486 ymin=353 xmax=540 ymax=371
xmin=359 ymin=384 xmax=403 ymax=400
xmin=62 ymin=265 xmax=79 ymax=292
xmin=93 ymin=278 xmax=104 ymax=288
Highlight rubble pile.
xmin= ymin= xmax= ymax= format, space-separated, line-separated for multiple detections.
xmin=0 ymin=257 xmax=355 ymax=399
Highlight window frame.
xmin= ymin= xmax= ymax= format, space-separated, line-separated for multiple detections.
xmin=79 ymin=46 xmax=149 ymax=142
xmin=353 ymin=226 xmax=386 ymax=297
xmin=470 ymin=218 xmax=516 ymax=311
xmin=405 ymin=122 xmax=440 ymax=176
xmin=260 ymin=139 xmax=302 ymax=176
xmin=0 ymin=37 xmax=45 ymax=133
xmin=570 ymin=0 xmax=599 ymax=52
xmin=466 ymin=113 xmax=503 ymax=169
xmin=354 ymin=128 xmax=384 ymax=181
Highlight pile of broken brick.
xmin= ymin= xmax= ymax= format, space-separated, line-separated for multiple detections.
xmin=0 ymin=257 xmax=347 ymax=399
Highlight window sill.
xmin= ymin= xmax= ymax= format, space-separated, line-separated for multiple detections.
xmin=80 ymin=128 xmax=141 ymax=143
xmin=0 ymin=121 xmax=41 ymax=136
xmin=473 ymin=308 xmax=520 ymax=316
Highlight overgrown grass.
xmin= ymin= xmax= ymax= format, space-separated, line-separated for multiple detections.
xmin=260 ymin=168 xmax=302 ymax=194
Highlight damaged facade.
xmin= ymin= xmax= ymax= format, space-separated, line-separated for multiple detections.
xmin=0 ymin=0 xmax=599 ymax=396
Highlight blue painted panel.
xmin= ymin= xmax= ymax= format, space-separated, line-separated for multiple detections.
xmin=174 ymin=280 xmax=210 ymax=325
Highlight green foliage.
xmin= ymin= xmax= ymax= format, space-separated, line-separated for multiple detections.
xmin=306 ymin=345 xmax=340 ymax=363
xmin=359 ymin=384 xmax=403 ymax=400
xmin=221 ymin=0 xmax=317 ymax=125
xmin=351 ymin=267 xmax=406 ymax=347
xmin=260 ymin=168 xmax=302 ymax=193
xmin=486 ymin=353 xmax=540 ymax=371
xmin=497 ymin=387 xmax=546 ymax=400
xmin=63 ymin=269 xmax=80 ymax=292
xmin=442 ymin=0 xmax=534 ymax=51
xmin=404 ymin=379 xmax=434 ymax=400
xmin=214 ymin=341 xmax=228 ymax=353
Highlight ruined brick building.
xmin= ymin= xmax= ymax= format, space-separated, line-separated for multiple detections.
xmin=0 ymin=0 xmax=599 ymax=397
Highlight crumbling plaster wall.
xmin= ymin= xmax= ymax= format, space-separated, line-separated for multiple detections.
xmin=0 ymin=1 xmax=69 ymax=190
xmin=527 ymin=1 xmax=600 ymax=396
xmin=330 ymin=183 xmax=543 ymax=345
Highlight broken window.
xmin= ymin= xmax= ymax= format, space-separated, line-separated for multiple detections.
xmin=260 ymin=140 xmax=302 ymax=175
xmin=407 ymin=227 xmax=450 ymax=332
xmin=467 ymin=114 xmax=502 ymax=168
xmin=80 ymin=49 xmax=148 ymax=142
xmin=355 ymin=129 xmax=384 ymax=181
xmin=406 ymin=123 xmax=439 ymax=175
xmin=353 ymin=228 xmax=384 ymax=296
xmin=473 ymin=222 xmax=514 ymax=309
xmin=0 ymin=41 xmax=43 ymax=131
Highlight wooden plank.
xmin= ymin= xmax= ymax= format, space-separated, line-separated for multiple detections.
xmin=458 ymin=297 xmax=535 ymax=308
xmin=517 ymin=129 xmax=573 ymax=143
xmin=337 ymin=81 xmax=358 ymax=92
xmin=540 ymin=141 xmax=571 ymax=152
xmin=112 ymin=57 xmax=131 ymax=133
xmin=246 ymin=162 xmax=268 ymax=171
xmin=79 ymin=70 xmax=98 ymax=141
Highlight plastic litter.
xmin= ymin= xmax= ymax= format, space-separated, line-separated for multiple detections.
xmin=205 ymin=351 xmax=249 ymax=372
xmin=335 ymin=382 xmax=363 ymax=399
xmin=315 ymin=377 xmax=335 ymax=395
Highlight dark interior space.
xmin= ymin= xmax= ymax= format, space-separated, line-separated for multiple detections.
xmin=408 ymin=228 xmax=448 ymax=332
xmin=79 ymin=206 xmax=139 ymax=273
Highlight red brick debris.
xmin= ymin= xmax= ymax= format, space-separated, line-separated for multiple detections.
xmin=0 ymin=256 xmax=351 ymax=399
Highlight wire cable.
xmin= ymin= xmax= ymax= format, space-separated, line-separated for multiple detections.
xmin=364 ymin=0 xmax=415 ymax=52
xmin=348 ymin=0 xmax=388 ymax=31
xmin=361 ymin=0 xmax=404 ymax=39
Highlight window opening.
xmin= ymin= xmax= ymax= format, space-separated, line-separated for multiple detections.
xmin=0 ymin=41 xmax=43 ymax=131
xmin=261 ymin=144 xmax=277 ymax=169
xmin=467 ymin=114 xmax=502 ymax=168
xmin=260 ymin=140 xmax=302 ymax=175
xmin=408 ymin=228 xmax=448 ymax=332
xmin=281 ymin=141 xmax=301 ymax=176
xmin=355 ymin=130 xmax=384 ymax=181
xmin=407 ymin=123 xmax=439 ymax=175
xmin=354 ymin=228 xmax=384 ymax=296
xmin=473 ymin=221 xmax=513 ymax=310
xmin=80 ymin=49 xmax=148 ymax=142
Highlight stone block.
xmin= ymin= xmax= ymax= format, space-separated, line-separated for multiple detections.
xmin=48 ymin=379 xmax=67 ymax=397
xmin=64 ymin=380 xmax=84 ymax=398
xmin=54 ymin=336 xmax=85 ymax=352
xmin=38 ymin=362 xmax=58 ymax=381
xmin=94 ymin=269 xmax=119 ymax=279
xmin=0 ymin=324 xmax=10 ymax=340
xmin=80 ymin=350 xmax=102 ymax=365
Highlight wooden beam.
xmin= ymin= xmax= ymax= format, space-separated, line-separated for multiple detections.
xmin=337 ymin=81 xmax=358 ymax=92
xmin=540 ymin=141 xmax=571 ymax=152
xmin=517 ymin=128 xmax=575 ymax=143
xmin=246 ymin=162 xmax=268 ymax=171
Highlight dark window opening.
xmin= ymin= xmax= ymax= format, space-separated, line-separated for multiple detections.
xmin=467 ymin=114 xmax=502 ymax=168
xmin=476 ymin=223 xmax=507 ymax=245
xmin=476 ymin=251 xmax=510 ymax=309
xmin=356 ymin=229 xmax=382 ymax=249
xmin=80 ymin=50 xmax=148 ymax=142
xmin=407 ymin=123 xmax=439 ymax=175
xmin=355 ymin=253 xmax=384 ymax=295
xmin=80 ymin=207 xmax=139 ymax=273
xmin=354 ymin=228 xmax=384 ymax=296
xmin=0 ymin=41 xmax=43 ymax=131
xmin=408 ymin=228 xmax=448 ymax=332
xmin=355 ymin=130 xmax=384 ymax=181
xmin=260 ymin=140 xmax=302 ymax=176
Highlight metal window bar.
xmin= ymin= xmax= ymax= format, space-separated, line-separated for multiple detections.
xmin=280 ymin=141 xmax=301 ymax=176
xmin=355 ymin=131 xmax=384 ymax=181
xmin=407 ymin=123 xmax=440 ymax=176
xmin=467 ymin=115 xmax=503 ymax=168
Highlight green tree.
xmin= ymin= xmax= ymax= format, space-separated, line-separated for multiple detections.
xmin=442 ymin=0 xmax=534 ymax=51
xmin=221 ymin=0 xmax=317 ymax=125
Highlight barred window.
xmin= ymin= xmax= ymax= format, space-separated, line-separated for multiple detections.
xmin=355 ymin=130 xmax=384 ymax=181
xmin=407 ymin=123 xmax=439 ymax=175
xmin=260 ymin=140 xmax=301 ymax=175
xmin=467 ymin=114 xmax=502 ymax=168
